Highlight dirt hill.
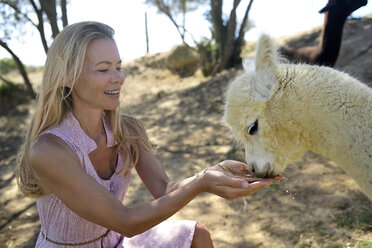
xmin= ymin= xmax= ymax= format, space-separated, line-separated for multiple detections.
xmin=1 ymin=15 xmax=371 ymax=247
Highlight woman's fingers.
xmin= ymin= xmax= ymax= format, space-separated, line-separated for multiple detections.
xmin=216 ymin=160 xmax=285 ymax=181
xmin=214 ymin=177 xmax=280 ymax=200
xmin=216 ymin=181 xmax=272 ymax=200
xmin=202 ymin=160 xmax=282 ymax=200
xmin=203 ymin=172 xmax=241 ymax=188
xmin=243 ymin=177 xmax=281 ymax=184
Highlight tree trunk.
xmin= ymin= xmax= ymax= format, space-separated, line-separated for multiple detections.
xmin=219 ymin=0 xmax=240 ymax=70
xmin=0 ymin=40 xmax=36 ymax=98
xmin=61 ymin=0 xmax=68 ymax=27
xmin=40 ymin=0 xmax=60 ymax=38
xmin=210 ymin=0 xmax=225 ymax=65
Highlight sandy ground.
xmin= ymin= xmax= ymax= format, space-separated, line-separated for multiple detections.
xmin=1 ymin=16 xmax=372 ymax=248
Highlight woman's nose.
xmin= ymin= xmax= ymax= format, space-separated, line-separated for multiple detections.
xmin=111 ymin=69 xmax=125 ymax=83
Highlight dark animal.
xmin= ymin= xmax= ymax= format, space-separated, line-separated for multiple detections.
xmin=280 ymin=0 xmax=367 ymax=67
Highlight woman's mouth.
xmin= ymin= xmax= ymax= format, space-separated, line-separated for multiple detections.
xmin=104 ymin=89 xmax=120 ymax=97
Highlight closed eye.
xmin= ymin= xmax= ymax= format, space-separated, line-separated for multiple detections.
xmin=247 ymin=120 xmax=259 ymax=135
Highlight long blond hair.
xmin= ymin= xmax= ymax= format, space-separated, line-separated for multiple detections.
xmin=16 ymin=21 xmax=151 ymax=198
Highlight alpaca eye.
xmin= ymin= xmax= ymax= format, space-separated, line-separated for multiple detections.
xmin=247 ymin=120 xmax=259 ymax=135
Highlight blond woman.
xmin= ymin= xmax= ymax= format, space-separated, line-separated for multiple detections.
xmin=16 ymin=21 xmax=279 ymax=248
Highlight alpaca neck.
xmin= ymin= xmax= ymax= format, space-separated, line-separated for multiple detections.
xmin=303 ymin=103 xmax=372 ymax=201
xmin=275 ymin=65 xmax=372 ymax=201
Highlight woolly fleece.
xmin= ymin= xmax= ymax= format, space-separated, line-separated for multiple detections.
xmin=223 ymin=34 xmax=372 ymax=201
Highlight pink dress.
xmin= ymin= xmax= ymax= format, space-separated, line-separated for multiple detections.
xmin=35 ymin=112 xmax=196 ymax=247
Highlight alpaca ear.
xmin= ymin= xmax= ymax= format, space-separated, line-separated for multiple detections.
xmin=253 ymin=34 xmax=279 ymax=99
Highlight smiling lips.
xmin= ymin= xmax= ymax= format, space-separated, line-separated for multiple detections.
xmin=104 ymin=89 xmax=120 ymax=96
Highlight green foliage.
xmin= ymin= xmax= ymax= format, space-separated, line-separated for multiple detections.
xmin=0 ymin=58 xmax=17 ymax=74
xmin=327 ymin=244 xmax=343 ymax=248
xmin=336 ymin=208 xmax=372 ymax=231
xmin=197 ymin=37 xmax=219 ymax=76
xmin=0 ymin=81 xmax=12 ymax=102
xmin=326 ymin=244 xmax=343 ymax=248
xmin=355 ymin=240 xmax=372 ymax=248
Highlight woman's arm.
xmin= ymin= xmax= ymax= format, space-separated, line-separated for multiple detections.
xmin=31 ymin=134 xmax=278 ymax=238
xmin=135 ymin=148 xmax=280 ymax=201
xmin=131 ymin=116 xmax=279 ymax=200
xmin=30 ymin=134 xmax=204 ymax=237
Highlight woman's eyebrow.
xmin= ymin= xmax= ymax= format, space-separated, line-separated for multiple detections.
xmin=94 ymin=60 xmax=122 ymax=66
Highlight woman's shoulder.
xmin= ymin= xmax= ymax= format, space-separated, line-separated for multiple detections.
xmin=29 ymin=133 xmax=85 ymax=195
xmin=29 ymin=133 xmax=81 ymax=190
xmin=30 ymin=133 xmax=77 ymax=163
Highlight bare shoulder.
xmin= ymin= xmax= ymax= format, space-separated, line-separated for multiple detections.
xmin=30 ymin=134 xmax=75 ymax=161
xmin=29 ymin=133 xmax=81 ymax=176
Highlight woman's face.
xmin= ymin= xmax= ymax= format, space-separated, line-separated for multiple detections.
xmin=71 ymin=38 xmax=124 ymax=112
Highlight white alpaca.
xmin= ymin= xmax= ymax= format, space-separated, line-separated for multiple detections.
xmin=223 ymin=34 xmax=372 ymax=201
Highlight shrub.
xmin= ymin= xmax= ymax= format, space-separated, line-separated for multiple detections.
xmin=0 ymin=81 xmax=12 ymax=102
xmin=0 ymin=58 xmax=17 ymax=74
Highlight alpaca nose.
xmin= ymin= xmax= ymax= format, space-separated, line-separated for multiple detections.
xmin=252 ymin=162 xmax=271 ymax=178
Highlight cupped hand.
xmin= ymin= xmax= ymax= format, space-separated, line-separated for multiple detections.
xmin=198 ymin=160 xmax=281 ymax=200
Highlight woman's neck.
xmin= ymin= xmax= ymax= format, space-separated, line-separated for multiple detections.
xmin=71 ymin=107 xmax=105 ymax=143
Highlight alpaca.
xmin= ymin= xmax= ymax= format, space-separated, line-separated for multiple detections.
xmin=280 ymin=0 xmax=367 ymax=67
xmin=223 ymin=34 xmax=372 ymax=201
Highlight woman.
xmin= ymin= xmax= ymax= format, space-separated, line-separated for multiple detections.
xmin=16 ymin=21 xmax=279 ymax=247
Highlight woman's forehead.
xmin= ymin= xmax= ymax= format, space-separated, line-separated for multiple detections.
xmin=85 ymin=38 xmax=121 ymax=65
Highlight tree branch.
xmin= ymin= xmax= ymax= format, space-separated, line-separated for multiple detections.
xmin=0 ymin=39 xmax=35 ymax=97
xmin=29 ymin=0 xmax=49 ymax=53
xmin=153 ymin=0 xmax=191 ymax=46
xmin=1 ymin=0 xmax=37 ymax=26
xmin=235 ymin=0 xmax=254 ymax=58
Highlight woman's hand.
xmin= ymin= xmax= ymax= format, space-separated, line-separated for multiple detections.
xmin=197 ymin=160 xmax=281 ymax=200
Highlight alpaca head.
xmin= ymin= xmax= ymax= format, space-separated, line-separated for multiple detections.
xmin=223 ymin=34 xmax=305 ymax=177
